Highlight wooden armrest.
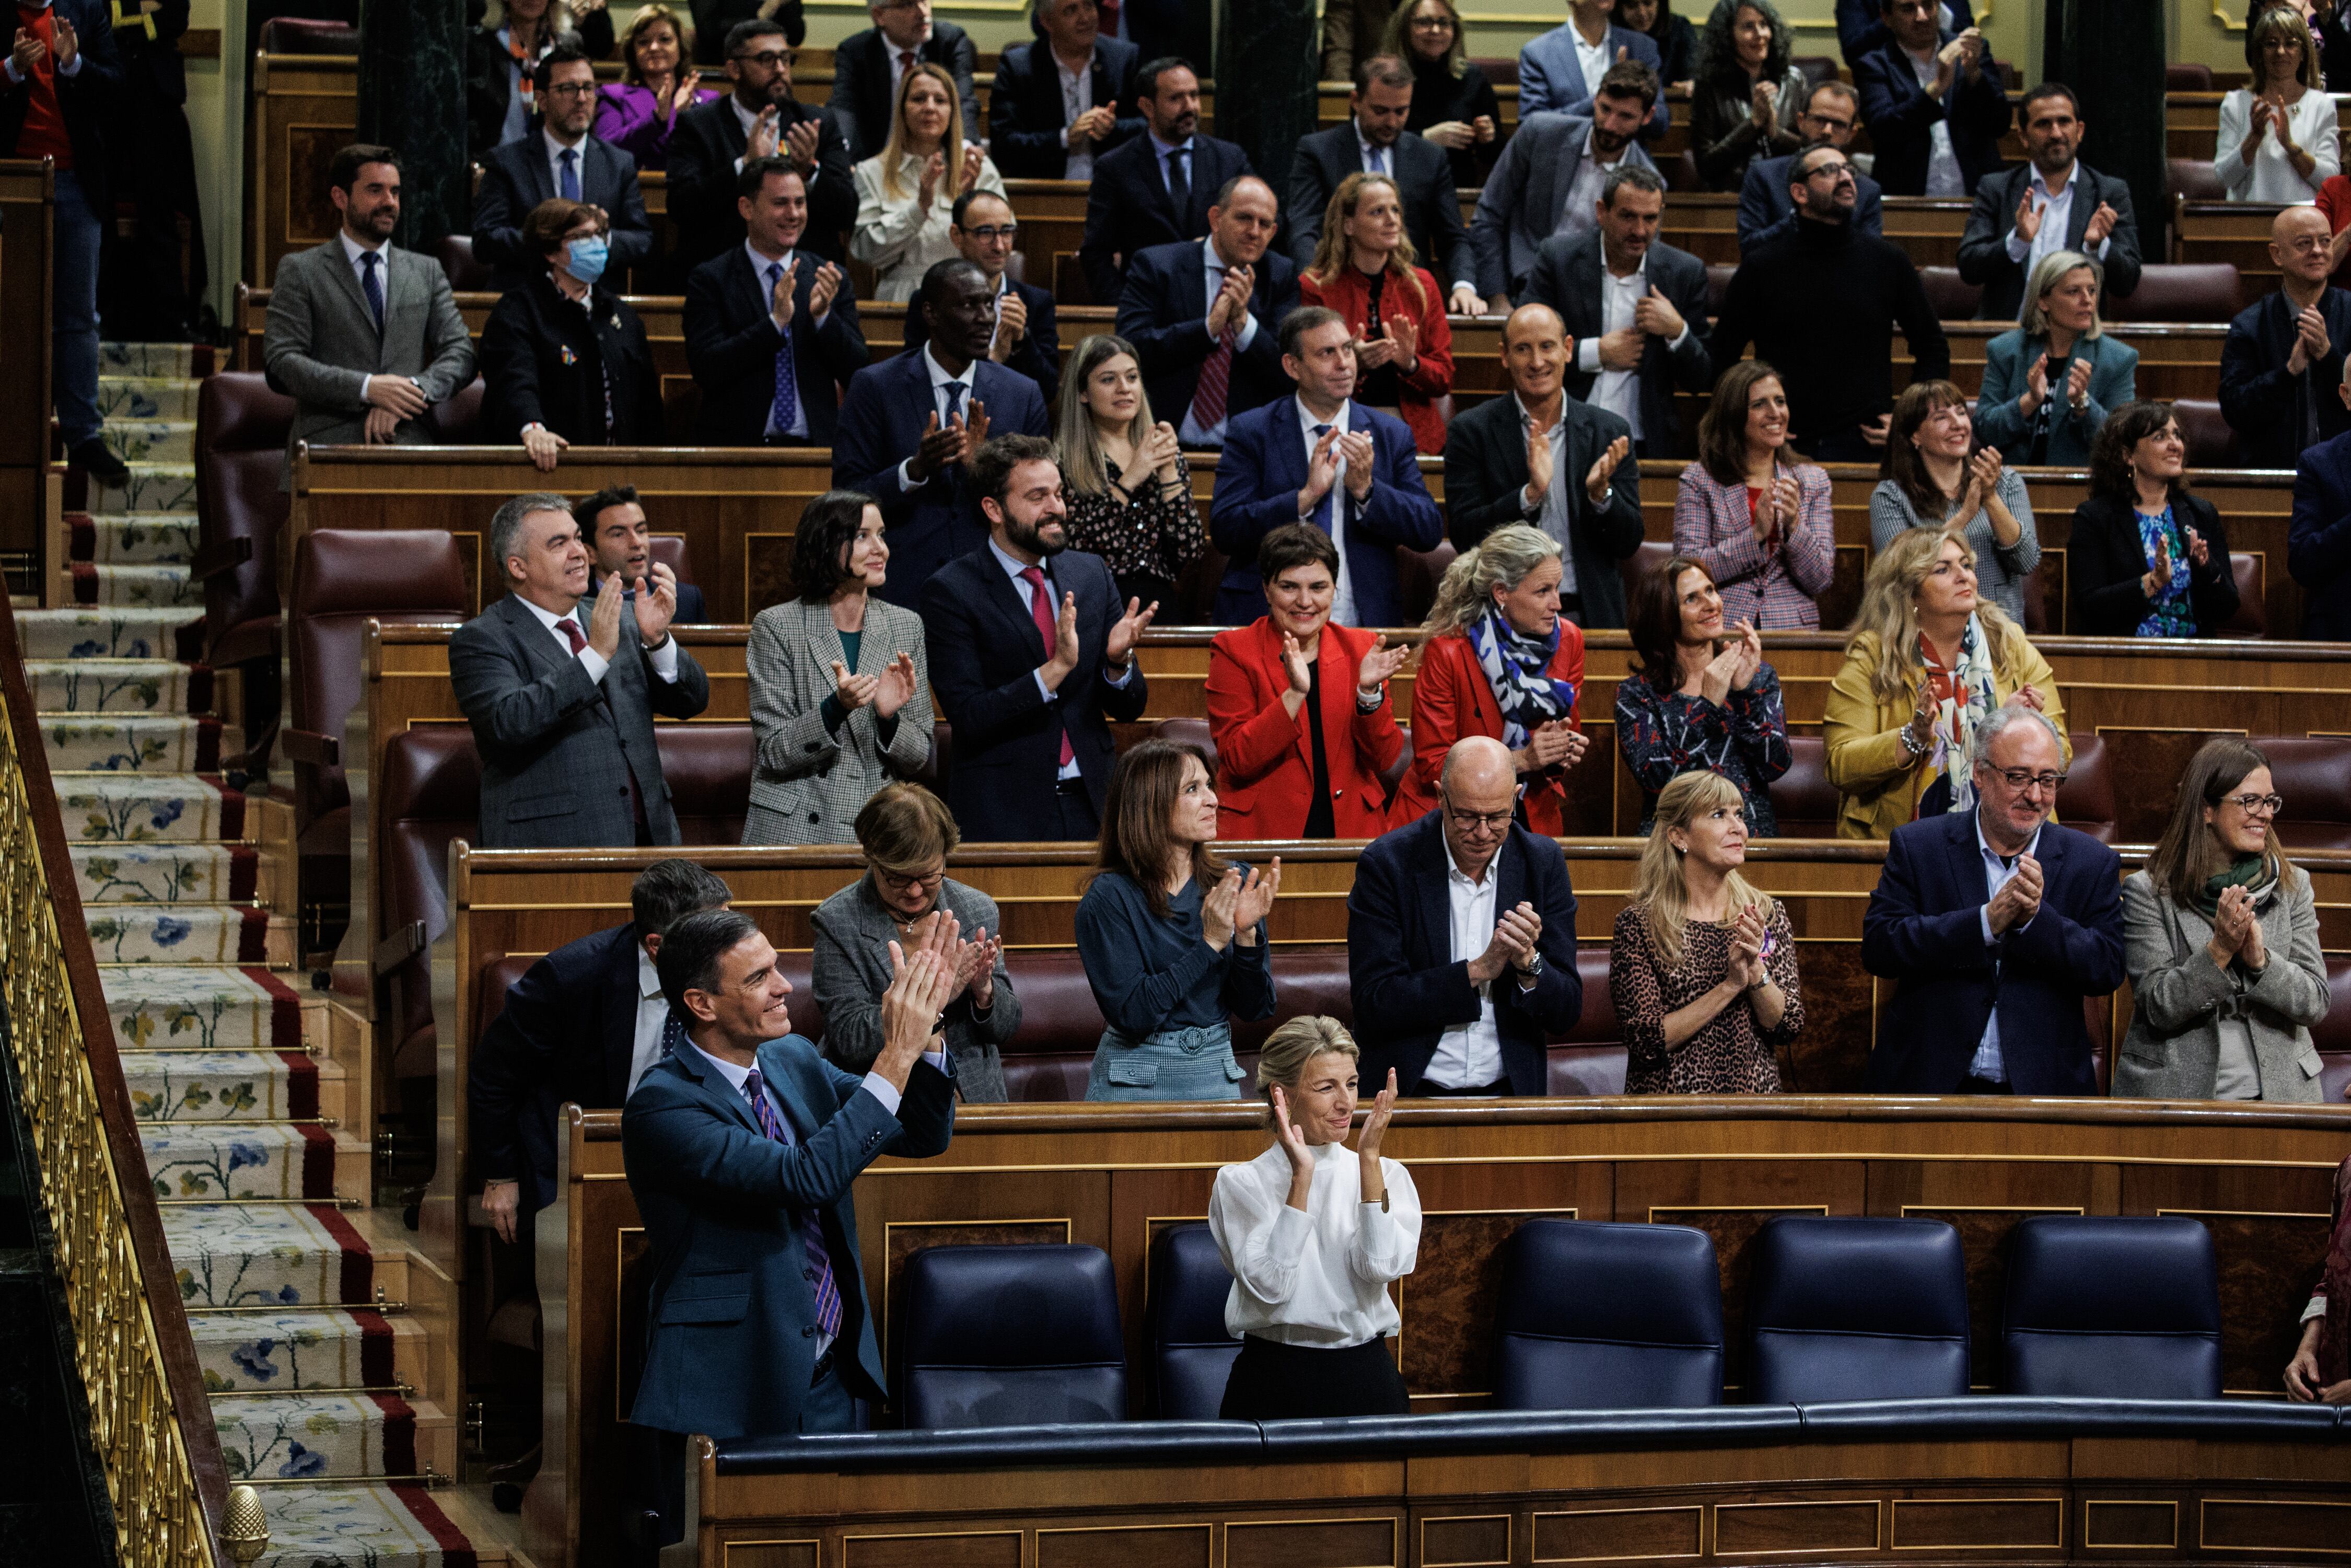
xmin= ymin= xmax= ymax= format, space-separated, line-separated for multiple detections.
xmin=191 ymin=537 xmax=253 ymax=582
xmin=373 ymin=920 xmax=427 ymax=975
xmin=280 ymin=728 xmax=340 ymax=768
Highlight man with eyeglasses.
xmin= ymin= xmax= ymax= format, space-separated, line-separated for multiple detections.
xmin=668 ymin=18 xmax=854 ymax=278
xmin=1347 ymin=736 xmax=1584 ymax=1099
xmin=899 ymin=189 xmax=1061 ymax=404
xmin=1862 ymin=703 xmax=2125 ymax=1096
xmin=1735 ymin=80 xmax=1884 ymax=255
xmin=2222 ymin=205 xmax=2351 ymax=470
xmin=829 ymin=0 xmax=982 ymax=163
xmin=473 ymin=44 xmax=656 ymax=292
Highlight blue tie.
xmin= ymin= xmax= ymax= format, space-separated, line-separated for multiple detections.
xmin=358 ymin=250 xmax=385 ymax=332
xmin=766 ymin=262 xmax=801 ymax=439
xmin=941 ymin=379 xmax=967 ymax=426
xmin=741 ymin=1066 xmax=844 ymax=1339
xmin=1310 ymin=422 xmax=1335 ymax=533
xmin=558 ymin=146 xmax=580 ymax=201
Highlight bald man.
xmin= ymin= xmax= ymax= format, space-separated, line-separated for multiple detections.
xmin=1347 ymin=737 xmax=1584 ymax=1098
xmin=1441 ymin=303 xmax=1645 ymax=628
xmin=2221 ymin=205 xmax=2351 ymax=469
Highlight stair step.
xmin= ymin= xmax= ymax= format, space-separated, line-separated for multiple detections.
xmin=15 ymin=606 xmax=201 ymax=659
xmin=98 ymin=420 xmax=197 ymax=466
xmin=100 ymin=341 xmax=202 ymax=378
xmin=90 ymin=461 xmax=197 ymax=514
xmin=61 ymin=773 xmax=246 ymax=842
xmin=69 ymin=560 xmax=201 ymax=609
xmin=140 ymin=1122 xmax=360 ymax=1202
xmin=98 ymin=375 xmax=202 ymax=420
xmin=161 ymin=1203 xmax=376 ymax=1310
xmin=191 ymin=1308 xmax=422 ymax=1396
xmin=71 ymin=842 xmax=258 ymax=905
xmin=68 ymin=512 xmax=200 ymax=564
xmin=101 ymin=966 xmax=302 ymax=1050
xmin=25 ymin=657 xmax=202 ymax=714
xmin=124 ymin=1049 xmax=317 ymax=1122
xmin=214 ymin=1392 xmax=449 ymax=1484
xmin=39 ymin=712 xmax=220 ymax=772
xmin=255 ymin=1483 xmax=482 ymax=1568
xmin=85 ymin=904 xmax=284 ymax=965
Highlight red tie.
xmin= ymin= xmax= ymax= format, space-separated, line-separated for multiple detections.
xmin=898 ymin=48 xmax=916 ymax=80
xmin=1021 ymin=566 xmax=1075 ymax=768
xmin=1190 ymin=319 xmax=1238 ymax=432
xmin=560 ymin=616 xmax=588 ymax=655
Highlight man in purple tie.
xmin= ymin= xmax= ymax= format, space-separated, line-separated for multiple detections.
xmin=622 ymin=906 xmax=961 ymax=1561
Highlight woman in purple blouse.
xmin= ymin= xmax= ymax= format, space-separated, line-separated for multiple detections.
xmin=593 ymin=4 xmax=722 ymax=170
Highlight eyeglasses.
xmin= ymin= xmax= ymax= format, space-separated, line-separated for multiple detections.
xmin=542 ymin=80 xmax=598 ymax=99
xmin=2221 ymin=792 xmax=2287 ymax=817
xmin=1991 ymin=768 xmax=2068 ymax=793
xmin=1442 ymin=800 xmax=1514 ymax=833
xmin=961 ymin=224 xmax=1018 ymax=242
xmin=733 ymin=49 xmax=797 ymax=66
xmin=1411 ymin=15 xmax=1457 ymax=29
xmin=1802 ymin=160 xmax=1855 ymax=181
xmin=873 ymin=863 xmax=948 ymax=893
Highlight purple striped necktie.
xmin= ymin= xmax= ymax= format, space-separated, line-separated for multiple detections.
xmin=741 ymin=1066 xmax=843 ymax=1339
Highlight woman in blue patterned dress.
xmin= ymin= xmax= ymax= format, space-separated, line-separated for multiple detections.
xmin=2066 ymin=401 xmax=2241 ymax=638
xmin=1614 ymin=553 xmax=1793 ymax=835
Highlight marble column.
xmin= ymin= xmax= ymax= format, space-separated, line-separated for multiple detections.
xmin=2041 ymin=0 xmax=2166 ymax=258
xmin=1215 ymin=0 xmax=1318 ymax=220
xmin=356 ymin=0 xmax=471 ymax=252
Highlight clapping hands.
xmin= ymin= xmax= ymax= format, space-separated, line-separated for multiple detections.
xmin=1357 ymin=633 xmax=1411 ymax=695
xmin=1724 ymin=902 xmax=1772 ymax=991
xmin=1201 ymin=861 xmax=1281 ymax=951
xmin=2207 ymin=883 xmax=2268 ymax=971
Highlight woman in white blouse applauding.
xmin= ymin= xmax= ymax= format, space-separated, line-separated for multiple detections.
xmin=1208 ymin=1016 xmax=1421 ymax=1420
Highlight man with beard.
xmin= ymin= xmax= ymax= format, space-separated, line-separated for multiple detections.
xmin=1078 ymin=56 xmax=1253 ymax=305
xmin=1957 ymin=82 xmax=2139 ymax=322
xmin=918 ymin=434 xmax=1155 ymax=840
xmin=833 ymin=259 xmax=1052 ymax=607
xmin=1114 ymin=175 xmax=1297 ymax=450
xmin=1710 ymin=141 xmax=1947 ymax=462
xmin=1737 ymin=80 xmax=1884 ymax=254
xmin=471 ymin=44 xmax=656 ymax=291
xmin=667 ymin=18 xmax=854 ymax=277
xmin=1469 ymin=60 xmax=1660 ymax=312
xmin=574 ymin=485 xmax=712 ymax=625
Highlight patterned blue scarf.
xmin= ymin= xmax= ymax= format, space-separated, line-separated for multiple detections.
xmin=1470 ymin=606 xmax=1578 ymax=749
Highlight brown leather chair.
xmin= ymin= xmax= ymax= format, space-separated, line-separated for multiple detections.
xmin=261 ymin=17 xmax=359 ymax=52
xmin=1546 ymin=947 xmax=1627 ymax=1095
xmin=1767 ymin=735 xmax=1841 ymax=839
xmin=2255 ymin=735 xmax=2351 ymax=851
xmin=2105 ymin=264 xmax=2241 ymax=323
xmin=1791 ymin=56 xmax=1838 ymax=90
xmin=2056 ymin=731 xmax=2116 ymax=845
xmin=2314 ymin=956 xmax=2351 ymax=1105
xmin=2166 ymin=63 xmax=2213 ymax=91
xmin=2166 ymin=158 xmax=2225 ymax=202
xmin=663 ymin=724 xmax=755 ymax=844
xmin=2173 ymin=399 xmax=2240 ymax=468
xmin=435 ymin=235 xmax=497 ymax=294
xmin=1473 ymin=57 xmax=1519 ymax=88
xmin=431 ymin=376 xmax=489 ymax=443
xmin=2221 ymin=554 xmax=2266 ymax=637
xmin=1706 ymin=263 xmax=1735 ymax=319
xmin=1666 ymin=150 xmax=1704 ymax=193
xmin=1396 ymin=540 xmax=1456 ymax=626
xmin=2020 ymin=561 xmax=2051 ymax=634
xmin=1621 ymin=539 xmax=1675 ymax=606
xmin=195 ymin=372 xmax=297 ymax=671
xmin=284 ymin=530 xmax=470 ymax=862
xmin=1157 ymin=716 xmax=1216 ymax=779
xmin=1918 ymin=266 xmax=1983 ymax=321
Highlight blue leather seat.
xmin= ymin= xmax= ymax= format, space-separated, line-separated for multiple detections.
xmin=1148 ymin=1223 xmax=1241 ymax=1420
xmin=1748 ymin=1216 xmax=1971 ymax=1404
xmin=1493 ymin=1220 xmax=1724 ymax=1410
xmin=2002 ymin=1216 xmax=2223 ymax=1399
xmin=899 ymin=1244 xmax=1129 ymax=1428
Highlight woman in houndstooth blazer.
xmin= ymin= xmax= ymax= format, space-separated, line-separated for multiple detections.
xmin=744 ymin=492 xmax=936 ymax=845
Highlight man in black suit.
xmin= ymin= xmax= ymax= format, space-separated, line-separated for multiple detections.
xmin=827 ymin=0 xmax=982 ymax=162
xmin=2221 ymin=205 xmax=2351 ymax=470
xmin=1442 ymin=304 xmax=1645 ymax=630
xmin=99 ymin=0 xmax=206 ymax=340
xmin=834 ymin=259 xmax=1054 ymax=607
xmin=903 ymin=190 xmax=1060 ymax=405
xmin=1955 ymin=83 xmax=2141 ymax=321
xmin=471 ymin=858 xmax=733 ymax=1241
xmin=576 ymin=485 xmax=713 ymax=626
xmin=472 ymin=44 xmax=656 ymax=290
xmin=1288 ymin=54 xmax=1481 ymax=315
xmin=667 ymin=19 xmax=854 ymax=278
xmin=1851 ymin=0 xmax=2010 ymax=196
xmin=1523 ymin=165 xmax=1711 ymax=460
xmin=989 ymin=0 xmax=1142 ymax=180
xmin=1114 ymin=175 xmax=1296 ymax=449
xmin=1078 ymin=56 xmax=1253 ymax=305
xmin=1347 ymin=736 xmax=1582 ymax=1098
xmin=918 ymin=434 xmax=1155 ymax=842
xmin=683 ymin=158 xmax=870 ymax=447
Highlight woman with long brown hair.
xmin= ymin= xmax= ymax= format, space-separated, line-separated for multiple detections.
xmin=1869 ymin=379 xmax=2038 ymax=624
xmin=1614 ymin=554 xmax=1789 ymax=835
xmin=1299 ymin=170 xmax=1457 ymax=454
xmin=1672 ymin=359 xmax=1834 ymax=630
xmin=850 ymin=61 xmax=1006 ymax=301
xmin=1076 ymin=739 xmax=1281 ymax=1100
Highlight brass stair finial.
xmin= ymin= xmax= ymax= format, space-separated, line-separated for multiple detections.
xmin=220 ymin=1484 xmax=270 ymax=1566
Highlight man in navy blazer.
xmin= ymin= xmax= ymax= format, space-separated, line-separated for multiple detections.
xmin=1737 ymin=81 xmax=1885 ymax=253
xmin=1077 ymin=56 xmax=1253 ymax=305
xmin=1208 ymin=307 xmax=1445 ymax=627
xmin=1114 ymin=176 xmax=1297 ymax=449
xmin=1287 ymin=55 xmax=1478 ymax=310
xmin=833 ymin=259 xmax=1052 ymax=607
xmin=918 ymin=434 xmax=1156 ymax=841
xmin=987 ymin=0 xmax=1142 ymax=179
xmin=1348 ymin=737 xmax=1583 ymax=1098
xmin=1837 ymin=0 xmax=1972 ymax=68
xmin=2219 ymin=207 xmax=2351 ymax=472
xmin=1861 ymin=705 xmax=2126 ymax=1096
xmin=1515 ymin=0 xmax=1668 ymax=138
xmin=825 ymin=5 xmax=982 ymax=161
xmin=470 ymin=45 xmax=655 ymax=289
xmin=666 ymin=19 xmax=855 ymax=278
xmin=1954 ymin=84 xmax=2141 ymax=321
xmin=2289 ymin=415 xmax=2351 ymax=640
xmin=1852 ymin=0 xmax=2011 ymax=196
xmin=1470 ymin=89 xmax=1660 ymax=307
xmin=683 ymin=159 xmax=869 ymax=447
xmin=469 ymin=860 xmax=730 ymax=1241
xmin=901 ymin=190 xmax=1061 ymax=406
xmin=623 ymin=908 xmax=958 ymax=1558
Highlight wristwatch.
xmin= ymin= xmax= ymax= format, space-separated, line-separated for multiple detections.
xmin=1514 ymin=950 xmax=1546 ymax=982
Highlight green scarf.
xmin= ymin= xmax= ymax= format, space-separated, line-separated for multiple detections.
xmin=2192 ymin=854 xmax=2273 ymax=920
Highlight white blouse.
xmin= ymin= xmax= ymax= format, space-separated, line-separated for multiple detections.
xmin=2214 ymin=87 xmax=2342 ymax=203
xmin=1208 ymin=1139 xmax=1422 ymax=1349
xmin=849 ymin=150 xmax=1008 ymax=303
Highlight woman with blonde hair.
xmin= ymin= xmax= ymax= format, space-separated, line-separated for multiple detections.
xmin=851 ymin=62 xmax=1007 ymax=302
xmin=1298 ymin=170 xmax=1457 ymax=453
xmin=1975 ymin=250 xmax=2137 ymax=467
xmin=1823 ymin=528 xmax=2065 ymax=841
xmin=2115 ymin=738 xmax=2329 ymax=1101
xmin=1392 ymin=524 xmax=1591 ymax=833
xmin=1056 ymin=334 xmax=1206 ymax=611
xmin=2216 ymin=5 xmax=2341 ymax=202
xmin=1209 ymin=1015 xmax=1417 ymax=1420
xmin=1610 ymin=770 xmax=1801 ymax=1092
xmin=593 ymin=4 xmax=722 ymax=168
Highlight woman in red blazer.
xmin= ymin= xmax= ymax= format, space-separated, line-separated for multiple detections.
xmin=1392 ymin=524 xmax=1592 ymax=835
xmin=1298 ymin=172 xmax=1456 ymax=455
xmin=1205 ymin=525 xmax=1413 ymax=839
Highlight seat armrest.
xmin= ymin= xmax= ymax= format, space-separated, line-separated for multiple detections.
xmin=192 ymin=537 xmax=254 ymax=582
xmin=281 ymin=728 xmax=341 ymax=768
xmin=373 ymin=920 xmax=427 ymax=975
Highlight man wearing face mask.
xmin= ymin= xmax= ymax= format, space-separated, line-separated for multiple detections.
xmin=481 ymin=200 xmax=665 ymax=472
xmin=473 ymin=44 xmax=656 ymax=292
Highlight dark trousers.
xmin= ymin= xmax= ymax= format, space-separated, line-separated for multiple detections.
xmin=1219 ymin=1333 xmax=1411 ymax=1421
xmin=630 ymin=1363 xmax=857 ymax=1563
xmin=1053 ymin=781 xmax=1100 ymax=841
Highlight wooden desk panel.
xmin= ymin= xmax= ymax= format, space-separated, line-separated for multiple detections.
xmin=0 ymin=162 xmax=54 ymax=561
xmin=2174 ymin=196 xmax=2284 ymax=291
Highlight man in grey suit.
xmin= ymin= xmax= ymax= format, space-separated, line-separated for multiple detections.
xmin=1469 ymin=63 xmax=1660 ymax=311
xmin=450 ymin=492 xmax=713 ymax=849
xmin=261 ymin=144 xmax=478 ymax=474
xmin=469 ymin=44 xmax=655 ymax=290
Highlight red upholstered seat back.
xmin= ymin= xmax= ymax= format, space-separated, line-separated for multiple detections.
xmin=2172 ymin=400 xmax=2240 ymax=468
xmin=2258 ymin=736 xmax=2351 ymax=851
xmin=1397 ymin=541 xmax=1456 ymax=628
xmin=661 ymin=724 xmax=754 ymax=845
xmin=2056 ymin=733 xmax=2117 ymax=845
xmin=196 ymin=372 xmax=297 ymax=667
xmin=1767 ymin=735 xmax=1842 ymax=839
xmin=2221 ymin=554 xmax=2266 ymax=637
xmin=2105 ymin=265 xmax=2240 ymax=323
xmin=260 ymin=17 xmax=359 ymax=51
xmin=435 ymin=235 xmax=497 ymax=293
xmin=1917 ymin=267 xmax=1982 ymax=321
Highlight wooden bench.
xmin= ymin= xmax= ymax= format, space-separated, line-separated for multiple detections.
xmin=2174 ymin=196 xmax=2284 ymax=292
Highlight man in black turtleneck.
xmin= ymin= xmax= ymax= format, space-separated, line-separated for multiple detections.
xmin=1710 ymin=141 xmax=1948 ymax=463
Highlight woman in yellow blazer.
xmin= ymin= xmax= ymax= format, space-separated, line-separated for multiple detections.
xmin=1824 ymin=528 xmax=2066 ymax=841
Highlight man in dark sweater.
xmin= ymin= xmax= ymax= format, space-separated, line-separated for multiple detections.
xmin=1710 ymin=141 xmax=1948 ymax=462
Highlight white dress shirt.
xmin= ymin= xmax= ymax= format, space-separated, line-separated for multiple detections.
xmin=746 ymin=239 xmax=818 ymax=439
xmin=730 ymin=94 xmax=824 ymax=188
xmin=1176 ymin=233 xmax=1263 ymax=447
xmin=1355 ymin=124 xmax=1392 ymax=180
xmin=1150 ymin=130 xmax=1198 ymax=199
xmin=1209 ymin=1139 xmax=1422 ymax=1348
xmin=514 ymin=593 xmax=681 ymax=688
xmin=893 ymin=343 xmax=977 ymax=490
xmin=986 ymin=535 xmax=1137 ymax=780
xmin=1555 ymin=125 xmax=1617 ymax=242
xmin=2001 ymin=163 xmax=2113 ymax=277
xmin=627 ymin=947 xmax=672 ymax=1095
xmin=1905 ymin=47 xmax=1966 ymax=197
xmin=1969 ymin=815 xmax=2042 ymax=1084
xmin=1574 ymin=27 xmax=1613 ymax=102
xmin=1057 ymin=52 xmax=1097 ymax=180
xmin=1427 ymin=842 xmax=1506 ymax=1088
xmin=543 ymin=126 xmax=589 ymax=200
xmin=1572 ymin=252 xmax=1690 ymax=443
xmin=1295 ymin=396 xmax=1360 ymax=626
xmin=1514 ymin=396 xmax=1580 ymax=595
xmin=337 ymin=230 xmax=402 ymax=405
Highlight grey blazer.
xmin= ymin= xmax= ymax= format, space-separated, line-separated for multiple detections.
xmin=810 ymin=874 xmax=1018 ymax=1101
xmin=742 ymin=596 xmax=935 ymax=845
xmin=261 ymin=239 xmax=478 ymax=466
xmin=449 ymin=593 xmax=713 ymax=848
xmin=2113 ymin=868 xmax=2329 ymax=1103
xmin=1469 ymin=111 xmax=1661 ymax=301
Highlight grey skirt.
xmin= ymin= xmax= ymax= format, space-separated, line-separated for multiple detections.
xmin=1084 ymin=1022 xmax=1247 ymax=1101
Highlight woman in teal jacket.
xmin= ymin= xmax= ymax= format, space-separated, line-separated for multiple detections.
xmin=1975 ymin=250 xmax=2137 ymax=467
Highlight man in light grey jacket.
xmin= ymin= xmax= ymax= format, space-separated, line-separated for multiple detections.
xmin=261 ymin=143 xmax=477 ymax=474
xmin=1469 ymin=63 xmax=1661 ymax=310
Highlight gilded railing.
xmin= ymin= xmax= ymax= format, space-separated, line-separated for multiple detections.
xmin=0 ymin=594 xmax=231 ymax=1566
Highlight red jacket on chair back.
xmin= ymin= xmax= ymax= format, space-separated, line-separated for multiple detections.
xmin=1204 ymin=618 xmax=1406 ymax=840
xmin=1391 ymin=627 xmax=1587 ymax=835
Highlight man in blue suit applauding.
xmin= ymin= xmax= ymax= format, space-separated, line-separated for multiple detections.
xmin=1208 ymin=306 xmax=1445 ymax=627
xmin=1861 ymin=703 xmax=2125 ymax=1096
xmin=623 ymin=907 xmax=960 ymax=1560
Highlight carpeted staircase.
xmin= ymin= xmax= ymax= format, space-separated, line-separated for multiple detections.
xmin=21 ymin=343 xmax=483 ymax=1566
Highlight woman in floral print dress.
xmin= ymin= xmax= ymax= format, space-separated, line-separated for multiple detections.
xmin=1614 ymin=553 xmax=1791 ymax=836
